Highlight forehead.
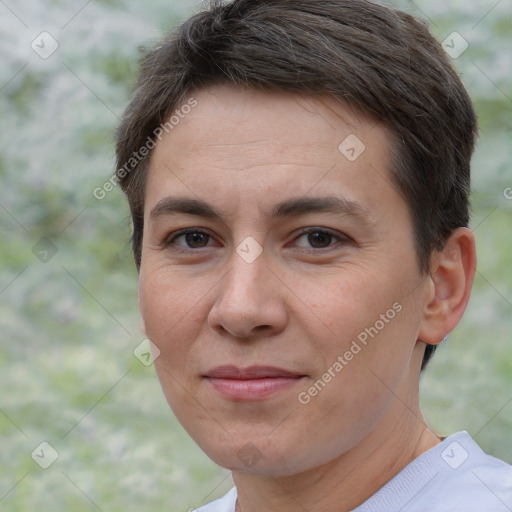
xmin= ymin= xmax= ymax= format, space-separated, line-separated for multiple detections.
xmin=155 ymin=85 xmax=385 ymax=158
xmin=145 ymin=84 xmax=399 ymax=221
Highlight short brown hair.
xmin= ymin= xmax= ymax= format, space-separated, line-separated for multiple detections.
xmin=115 ymin=0 xmax=477 ymax=369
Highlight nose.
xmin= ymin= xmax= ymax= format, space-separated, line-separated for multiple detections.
xmin=207 ymin=249 xmax=288 ymax=340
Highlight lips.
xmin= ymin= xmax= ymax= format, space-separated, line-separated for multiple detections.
xmin=203 ymin=365 xmax=307 ymax=400
xmin=204 ymin=365 xmax=305 ymax=379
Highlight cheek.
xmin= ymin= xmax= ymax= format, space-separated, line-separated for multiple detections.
xmin=296 ymin=264 xmax=400 ymax=341
xmin=138 ymin=267 xmax=211 ymax=419
xmin=138 ymin=265 xmax=208 ymax=357
xmin=298 ymin=263 xmax=421 ymax=387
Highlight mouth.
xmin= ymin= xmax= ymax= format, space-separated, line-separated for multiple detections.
xmin=203 ymin=365 xmax=307 ymax=401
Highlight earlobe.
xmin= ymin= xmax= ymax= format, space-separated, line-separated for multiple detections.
xmin=418 ymin=227 xmax=476 ymax=345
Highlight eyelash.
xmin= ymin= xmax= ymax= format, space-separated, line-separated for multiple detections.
xmin=163 ymin=227 xmax=351 ymax=252
xmin=164 ymin=228 xmax=214 ymax=251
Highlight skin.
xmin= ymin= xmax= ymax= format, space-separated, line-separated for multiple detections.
xmin=138 ymin=84 xmax=476 ymax=512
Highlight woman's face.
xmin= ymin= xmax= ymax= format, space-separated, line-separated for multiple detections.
xmin=138 ymin=84 xmax=432 ymax=476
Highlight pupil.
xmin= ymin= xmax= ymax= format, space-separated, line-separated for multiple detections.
xmin=308 ymin=231 xmax=331 ymax=248
xmin=186 ymin=232 xmax=208 ymax=247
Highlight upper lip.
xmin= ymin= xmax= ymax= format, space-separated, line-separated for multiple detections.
xmin=204 ymin=365 xmax=306 ymax=379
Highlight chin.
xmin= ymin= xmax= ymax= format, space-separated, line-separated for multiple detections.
xmin=194 ymin=432 xmax=323 ymax=477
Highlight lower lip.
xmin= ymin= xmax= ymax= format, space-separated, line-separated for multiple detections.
xmin=206 ymin=376 xmax=305 ymax=400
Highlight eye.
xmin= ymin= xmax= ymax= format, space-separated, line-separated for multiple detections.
xmin=292 ymin=228 xmax=349 ymax=250
xmin=165 ymin=228 xmax=215 ymax=249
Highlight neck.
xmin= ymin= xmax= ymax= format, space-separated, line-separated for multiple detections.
xmin=233 ymin=392 xmax=440 ymax=512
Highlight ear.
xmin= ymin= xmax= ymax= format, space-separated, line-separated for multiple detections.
xmin=418 ymin=227 xmax=476 ymax=345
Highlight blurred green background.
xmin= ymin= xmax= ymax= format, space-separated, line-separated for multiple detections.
xmin=0 ymin=0 xmax=510 ymax=510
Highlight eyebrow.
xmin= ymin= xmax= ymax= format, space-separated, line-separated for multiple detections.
xmin=149 ymin=196 xmax=373 ymax=223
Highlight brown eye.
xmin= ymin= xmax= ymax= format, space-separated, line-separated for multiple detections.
xmin=306 ymin=231 xmax=333 ymax=248
xmin=183 ymin=232 xmax=210 ymax=248
xmin=166 ymin=229 xmax=214 ymax=249
xmin=293 ymin=228 xmax=345 ymax=250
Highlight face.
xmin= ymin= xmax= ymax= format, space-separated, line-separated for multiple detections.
xmin=138 ymin=84 xmax=431 ymax=476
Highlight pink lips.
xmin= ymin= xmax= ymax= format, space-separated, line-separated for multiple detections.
xmin=204 ymin=365 xmax=306 ymax=400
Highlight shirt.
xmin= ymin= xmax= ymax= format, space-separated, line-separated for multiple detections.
xmin=195 ymin=431 xmax=512 ymax=511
